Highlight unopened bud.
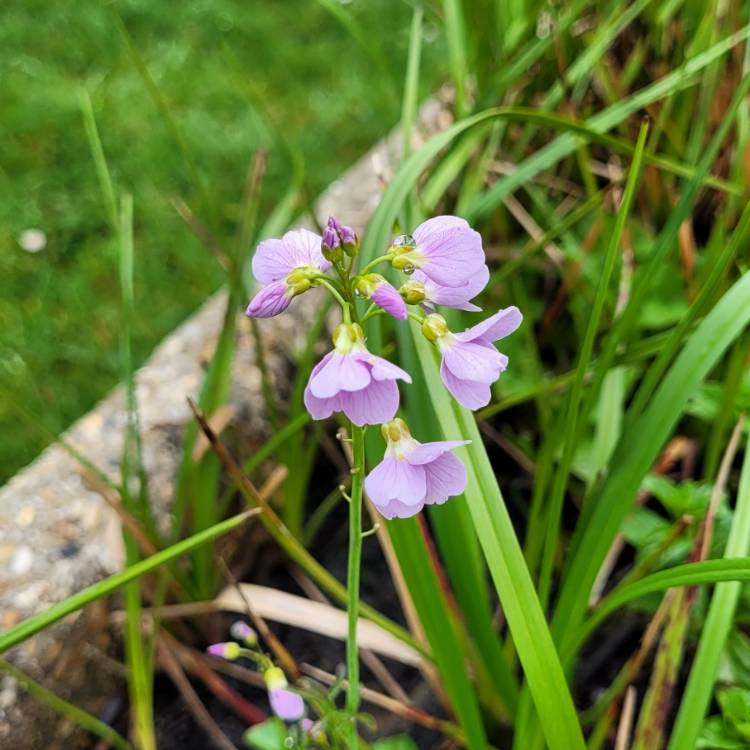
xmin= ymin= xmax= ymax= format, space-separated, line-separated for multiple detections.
xmin=399 ymin=280 xmax=426 ymax=304
xmin=421 ymin=313 xmax=449 ymax=343
xmin=264 ymin=666 xmax=288 ymax=691
xmin=325 ymin=216 xmax=358 ymax=258
xmin=206 ymin=642 xmax=241 ymax=661
xmin=230 ymin=621 xmax=257 ymax=646
xmin=321 ymin=225 xmax=343 ymax=263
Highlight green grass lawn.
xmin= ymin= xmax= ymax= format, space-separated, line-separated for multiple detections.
xmin=0 ymin=0 xmax=440 ymax=482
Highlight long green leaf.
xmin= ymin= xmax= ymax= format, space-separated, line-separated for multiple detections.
xmin=667 ymin=432 xmax=750 ymax=750
xmin=0 ymin=511 xmax=257 ymax=654
xmin=410 ymin=325 xmax=585 ymax=750
xmin=555 ymin=270 xmax=750 ymax=662
xmin=466 ymin=23 xmax=750 ymax=220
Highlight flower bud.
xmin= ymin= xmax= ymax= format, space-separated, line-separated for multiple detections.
xmin=325 ymin=216 xmax=358 ymax=258
xmin=321 ymin=225 xmax=343 ymax=263
xmin=399 ymin=280 xmax=426 ymax=304
xmin=263 ymin=666 xmax=288 ymax=691
xmin=421 ymin=313 xmax=450 ymax=343
xmin=230 ymin=621 xmax=257 ymax=646
xmin=206 ymin=642 xmax=241 ymax=660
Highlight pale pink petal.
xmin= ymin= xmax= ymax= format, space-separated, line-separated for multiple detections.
xmin=365 ymin=456 xmax=426 ymax=507
xmin=246 ymin=281 xmax=292 ymax=318
xmin=341 ymin=378 xmax=400 ymax=426
xmin=371 ymin=281 xmax=407 ymax=320
xmin=303 ymin=387 xmax=343 ymax=421
xmin=440 ymin=360 xmax=493 ymax=410
xmin=362 ymin=354 xmax=412 ymax=383
xmin=375 ymin=498 xmax=425 ymax=519
xmin=442 ymin=340 xmax=507 ymax=382
xmin=269 ymin=688 xmax=304 ymax=721
xmin=251 ymin=238 xmax=306 ymax=284
xmin=412 ymin=216 xmax=485 ymax=288
xmin=457 ymin=306 xmax=523 ymax=344
xmin=412 ymin=215 xmax=470 ymax=240
xmin=407 ymin=440 xmax=470 ymax=465
xmin=284 ymin=228 xmax=331 ymax=272
xmin=419 ymin=265 xmax=490 ymax=311
xmin=422 ymin=452 xmax=467 ymax=504
xmin=309 ymin=352 xmax=371 ymax=398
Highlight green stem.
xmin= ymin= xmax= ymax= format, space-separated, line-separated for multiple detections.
xmin=315 ymin=277 xmax=348 ymax=310
xmin=346 ymin=424 xmax=366 ymax=744
xmin=360 ymin=252 xmax=395 ymax=275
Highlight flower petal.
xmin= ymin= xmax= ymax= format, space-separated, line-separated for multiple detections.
xmin=412 ymin=215 xmax=470 ymax=240
xmin=440 ymin=360 xmax=493 ymax=410
xmin=363 ymin=354 xmax=412 ymax=383
xmin=365 ymin=456 xmax=426 ymax=506
xmin=457 ymin=306 xmax=523 ymax=344
xmin=422 ymin=452 xmax=467 ymax=504
xmin=374 ymin=498 xmax=425 ymax=519
xmin=341 ymin=377 xmax=400 ymax=426
xmin=418 ymin=264 xmax=489 ymax=311
xmin=251 ymin=238 xmax=304 ymax=284
xmin=412 ymin=217 xmax=485 ymax=288
xmin=309 ymin=352 xmax=371 ymax=398
xmin=284 ymin=228 xmax=331 ymax=272
xmin=406 ymin=440 xmax=470 ymax=465
xmin=371 ymin=281 xmax=408 ymax=320
xmin=269 ymin=688 xmax=305 ymax=721
xmin=303 ymin=386 xmax=342 ymax=421
xmin=246 ymin=281 xmax=292 ymax=318
xmin=442 ymin=340 xmax=507 ymax=383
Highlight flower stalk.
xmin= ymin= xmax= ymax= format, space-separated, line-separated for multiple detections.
xmin=346 ymin=423 xmax=366 ymax=744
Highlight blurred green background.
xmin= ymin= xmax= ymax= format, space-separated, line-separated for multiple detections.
xmin=0 ymin=0 xmax=441 ymax=483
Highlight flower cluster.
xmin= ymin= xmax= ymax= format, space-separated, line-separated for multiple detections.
xmin=207 ymin=622 xmax=305 ymax=722
xmin=247 ymin=215 xmax=522 ymax=518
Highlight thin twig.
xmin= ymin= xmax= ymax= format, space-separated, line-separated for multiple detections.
xmin=614 ymin=686 xmax=636 ymax=750
xmin=157 ymin=636 xmax=237 ymax=750
xmin=217 ymin=557 xmax=300 ymax=680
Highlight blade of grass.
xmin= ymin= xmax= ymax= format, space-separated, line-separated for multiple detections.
xmin=397 ymin=326 xmax=519 ymax=717
xmin=667 ymin=421 xmax=750 ymax=750
xmin=410 ymin=324 xmax=586 ymax=750
xmin=537 ymin=121 xmax=648 ymax=607
xmin=555 ymin=270 xmax=750 ymax=664
xmin=119 ymin=194 xmax=156 ymax=750
xmin=466 ymin=24 xmax=750 ymax=220
xmin=0 ymin=510 xmax=259 ymax=654
xmin=442 ymin=0 xmax=469 ymax=116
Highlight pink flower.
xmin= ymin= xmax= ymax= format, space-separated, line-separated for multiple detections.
xmin=392 ymin=216 xmax=485 ymax=288
xmin=355 ymin=274 xmax=407 ymax=320
xmin=304 ymin=323 xmax=411 ymax=426
xmin=409 ymin=264 xmax=490 ymax=311
xmin=423 ymin=307 xmax=523 ymax=410
xmin=365 ymin=419 xmax=469 ymax=519
xmin=246 ymin=229 xmax=330 ymax=318
xmin=264 ymin=667 xmax=304 ymax=722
